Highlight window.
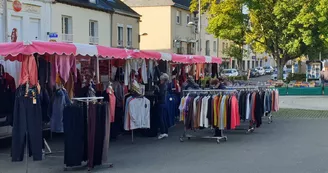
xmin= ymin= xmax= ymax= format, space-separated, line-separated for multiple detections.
xmin=117 ymin=24 xmax=123 ymax=46
xmin=252 ymin=61 xmax=255 ymax=68
xmin=247 ymin=60 xmax=250 ymax=69
xmin=205 ymin=40 xmax=210 ymax=56
xmin=176 ymin=11 xmax=181 ymax=24
xmin=213 ymin=41 xmax=217 ymax=52
xmin=89 ymin=20 xmax=98 ymax=44
xmin=186 ymin=14 xmax=190 ymax=25
xmin=61 ymin=15 xmax=73 ymax=42
xmin=127 ymin=26 xmax=132 ymax=48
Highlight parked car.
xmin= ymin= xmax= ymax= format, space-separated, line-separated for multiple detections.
xmin=250 ymin=68 xmax=260 ymax=78
xmin=263 ymin=66 xmax=274 ymax=74
xmin=222 ymin=69 xmax=239 ymax=77
xmin=271 ymin=71 xmax=288 ymax=81
xmin=256 ymin=67 xmax=265 ymax=75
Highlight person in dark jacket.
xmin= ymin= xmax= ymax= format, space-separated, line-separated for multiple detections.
xmin=155 ymin=73 xmax=169 ymax=139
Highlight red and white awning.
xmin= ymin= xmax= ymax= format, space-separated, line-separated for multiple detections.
xmin=0 ymin=41 xmax=222 ymax=64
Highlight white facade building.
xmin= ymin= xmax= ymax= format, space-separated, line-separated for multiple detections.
xmin=2 ymin=0 xmax=52 ymax=42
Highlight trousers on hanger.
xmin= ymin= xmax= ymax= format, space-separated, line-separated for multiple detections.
xmin=11 ymin=86 xmax=42 ymax=162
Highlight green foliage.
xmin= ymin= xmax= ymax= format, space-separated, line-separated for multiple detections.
xmin=286 ymin=73 xmax=306 ymax=83
xmin=222 ymin=43 xmax=248 ymax=69
xmin=191 ymin=0 xmax=328 ymax=79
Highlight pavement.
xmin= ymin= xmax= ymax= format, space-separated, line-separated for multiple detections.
xmin=280 ymin=96 xmax=328 ymax=110
xmin=1 ymin=110 xmax=328 ymax=173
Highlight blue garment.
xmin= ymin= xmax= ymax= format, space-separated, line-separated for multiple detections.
xmin=51 ymin=89 xmax=69 ymax=133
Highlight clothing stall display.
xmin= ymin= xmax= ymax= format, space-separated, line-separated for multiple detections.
xmin=179 ymin=89 xmax=235 ymax=143
xmin=11 ymin=84 xmax=43 ymax=161
xmin=50 ymin=88 xmax=71 ymax=133
xmin=64 ymin=97 xmax=113 ymax=170
xmin=124 ymin=96 xmax=150 ymax=131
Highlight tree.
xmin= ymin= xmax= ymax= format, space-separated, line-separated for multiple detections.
xmin=191 ymin=0 xmax=328 ymax=79
xmin=222 ymin=43 xmax=248 ymax=70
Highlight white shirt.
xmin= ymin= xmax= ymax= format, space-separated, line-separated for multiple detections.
xmin=128 ymin=97 xmax=150 ymax=130
xmin=246 ymin=93 xmax=250 ymax=120
xmin=200 ymin=96 xmax=209 ymax=128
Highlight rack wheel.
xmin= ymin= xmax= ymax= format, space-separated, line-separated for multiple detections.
xmin=224 ymin=137 xmax=228 ymax=141
xmin=216 ymin=139 xmax=220 ymax=144
xmin=188 ymin=137 xmax=191 ymax=140
xmin=179 ymin=137 xmax=184 ymax=142
xmin=109 ymin=164 xmax=114 ymax=168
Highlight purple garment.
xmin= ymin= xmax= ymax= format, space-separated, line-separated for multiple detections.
xmin=51 ymin=55 xmax=77 ymax=85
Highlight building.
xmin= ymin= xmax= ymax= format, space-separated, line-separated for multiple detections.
xmin=200 ymin=13 xmax=219 ymax=57
xmin=1 ymin=0 xmax=52 ymax=42
xmin=51 ymin=0 xmax=113 ymax=46
xmin=104 ymin=0 xmax=141 ymax=49
xmin=123 ymin=0 xmax=197 ymax=54
xmin=51 ymin=0 xmax=140 ymax=48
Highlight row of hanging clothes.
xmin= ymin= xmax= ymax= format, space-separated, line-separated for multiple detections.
xmin=179 ymin=90 xmax=241 ymax=130
xmin=63 ymin=100 xmax=111 ymax=168
xmin=237 ymin=89 xmax=279 ymax=128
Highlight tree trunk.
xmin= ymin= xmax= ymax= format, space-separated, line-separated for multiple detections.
xmin=298 ymin=60 xmax=302 ymax=74
xmin=276 ymin=56 xmax=285 ymax=80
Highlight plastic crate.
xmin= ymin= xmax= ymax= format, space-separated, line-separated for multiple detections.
xmin=288 ymin=87 xmax=322 ymax=95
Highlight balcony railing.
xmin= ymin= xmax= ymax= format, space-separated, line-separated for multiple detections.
xmin=62 ymin=34 xmax=73 ymax=43
xmin=117 ymin=40 xmax=123 ymax=47
xmin=127 ymin=41 xmax=132 ymax=48
xmin=89 ymin=36 xmax=99 ymax=45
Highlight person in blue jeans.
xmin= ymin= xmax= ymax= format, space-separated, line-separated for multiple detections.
xmin=155 ymin=73 xmax=169 ymax=139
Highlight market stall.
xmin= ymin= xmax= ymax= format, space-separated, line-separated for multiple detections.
xmin=0 ymin=41 xmax=222 ymax=172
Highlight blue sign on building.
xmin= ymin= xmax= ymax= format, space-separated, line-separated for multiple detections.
xmin=48 ymin=32 xmax=58 ymax=38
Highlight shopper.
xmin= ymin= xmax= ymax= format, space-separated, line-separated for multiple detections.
xmin=155 ymin=73 xmax=169 ymax=139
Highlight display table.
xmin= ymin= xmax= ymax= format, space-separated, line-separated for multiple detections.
xmin=288 ymin=87 xmax=322 ymax=95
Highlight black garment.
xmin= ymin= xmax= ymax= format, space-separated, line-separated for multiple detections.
xmin=40 ymin=88 xmax=50 ymax=123
xmin=63 ymin=104 xmax=86 ymax=167
xmin=93 ymin=104 xmax=105 ymax=166
xmin=88 ymin=104 xmax=97 ymax=168
xmin=156 ymin=83 xmax=167 ymax=105
xmin=207 ymin=97 xmax=213 ymax=126
xmin=110 ymin=107 xmax=123 ymax=139
xmin=254 ymin=92 xmax=264 ymax=128
xmin=36 ymin=56 xmax=51 ymax=88
xmin=0 ymin=78 xmax=15 ymax=119
xmin=11 ymin=86 xmax=42 ymax=162
xmin=158 ymin=104 xmax=168 ymax=134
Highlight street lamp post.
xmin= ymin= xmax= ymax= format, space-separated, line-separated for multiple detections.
xmin=198 ymin=0 xmax=201 ymax=56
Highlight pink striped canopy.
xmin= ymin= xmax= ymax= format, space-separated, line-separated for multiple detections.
xmin=0 ymin=41 xmax=222 ymax=64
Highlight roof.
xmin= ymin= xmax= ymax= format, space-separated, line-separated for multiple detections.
xmin=55 ymin=0 xmax=140 ymax=18
xmin=55 ymin=0 xmax=114 ymax=12
xmin=123 ymin=0 xmax=191 ymax=10
xmin=104 ymin=0 xmax=141 ymax=18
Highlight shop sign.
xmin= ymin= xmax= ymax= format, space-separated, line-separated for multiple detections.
xmin=252 ymin=56 xmax=256 ymax=60
xmin=13 ymin=0 xmax=22 ymax=12
xmin=48 ymin=32 xmax=58 ymax=42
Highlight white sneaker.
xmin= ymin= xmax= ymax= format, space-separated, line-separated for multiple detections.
xmin=158 ymin=134 xmax=168 ymax=139
xmin=164 ymin=134 xmax=168 ymax=137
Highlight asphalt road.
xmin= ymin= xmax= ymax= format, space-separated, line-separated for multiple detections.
xmin=248 ymin=74 xmax=271 ymax=83
xmin=1 ymin=111 xmax=328 ymax=173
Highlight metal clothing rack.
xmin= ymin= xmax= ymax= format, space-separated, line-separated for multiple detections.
xmin=180 ymin=89 xmax=236 ymax=144
xmin=64 ymin=97 xmax=113 ymax=172
xmin=228 ymin=86 xmax=274 ymax=125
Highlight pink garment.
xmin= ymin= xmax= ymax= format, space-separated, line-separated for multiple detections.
xmin=51 ymin=55 xmax=77 ymax=85
xmin=274 ymin=90 xmax=279 ymax=111
xmin=230 ymin=95 xmax=240 ymax=129
xmin=107 ymin=88 xmax=116 ymax=123
xmin=19 ymin=55 xmax=38 ymax=86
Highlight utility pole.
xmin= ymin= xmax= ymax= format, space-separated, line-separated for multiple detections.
xmin=198 ymin=0 xmax=201 ymax=55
